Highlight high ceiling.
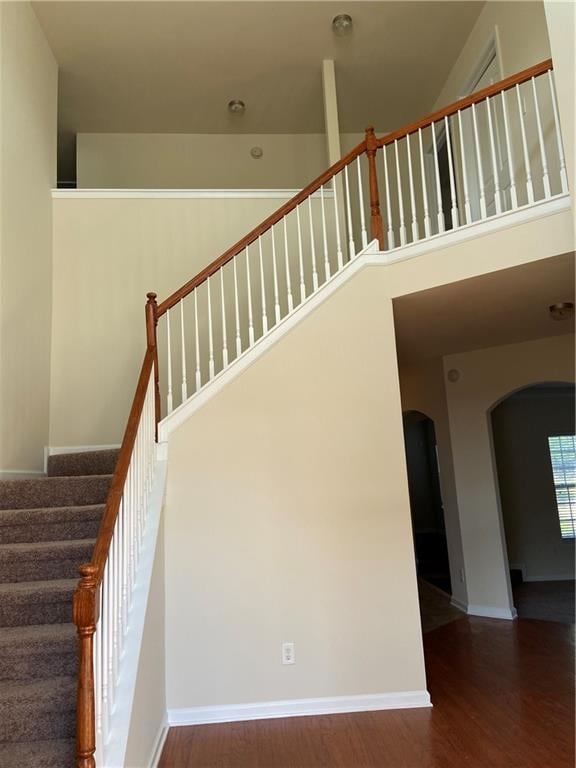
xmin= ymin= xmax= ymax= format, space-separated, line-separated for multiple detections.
xmin=34 ymin=1 xmax=484 ymax=139
xmin=394 ymin=253 xmax=576 ymax=364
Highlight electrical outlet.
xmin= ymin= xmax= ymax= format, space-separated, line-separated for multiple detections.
xmin=282 ymin=641 xmax=295 ymax=665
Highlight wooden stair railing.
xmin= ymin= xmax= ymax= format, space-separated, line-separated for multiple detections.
xmin=74 ymin=58 xmax=566 ymax=768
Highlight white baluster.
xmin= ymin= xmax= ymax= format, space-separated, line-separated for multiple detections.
xmin=179 ymin=300 xmax=188 ymax=402
xmin=531 ymin=77 xmax=551 ymax=199
xmin=344 ymin=164 xmax=355 ymax=258
xmin=418 ymin=128 xmax=432 ymax=236
xmin=166 ymin=309 xmax=173 ymax=414
xmin=193 ymin=290 xmax=201 ymax=390
xmin=320 ymin=185 xmax=331 ymax=279
xmin=382 ymin=145 xmax=395 ymax=248
xmin=332 ymin=175 xmax=344 ymax=269
xmin=207 ymin=277 xmax=215 ymax=379
xmin=271 ymin=227 xmax=281 ymax=323
xmin=233 ymin=258 xmax=242 ymax=357
xmin=444 ymin=116 xmax=459 ymax=227
xmin=548 ymin=71 xmax=568 ymax=194
xmin=282 ymin=217 xmax=294 ymax=311
xmin=431 ymin=122 xmax=445 ymax=232
xmin=258 ymin=236 xmax=268 ymax=333
xmin=356 ymin=156 xmax=368 ymax=248
xmin=471 ymin=104 xmax=487 ymax=218
xmin=485 ymin=97 xmax=502 ymax=214
xmin=500 ymin=90 xmax=518 ymax=209
xmin=296 ymin=205 xmax=306 ymax=301
xmin=393 ymin=140 xmax=407 ymax=245
xmin=307 ymin=196 xmax=319 ymax=290
xmin=220 ymin=269 xmax=228 ymax=367
xmin=516 ymin=84 xmax=534 ymax=204
xmin=245 ymin=246 xmax=255 ymax=344
xmin=456 ymin=111 xmax=472 ymax=224
xmin=406 ymin=133 xmax=419 ymax=241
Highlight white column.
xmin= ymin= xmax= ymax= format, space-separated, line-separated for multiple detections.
xmin=322 ymin=59 xmax=342 ymax=165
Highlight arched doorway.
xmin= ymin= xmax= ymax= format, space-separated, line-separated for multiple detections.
xmin=490 ymin=382 xmax=575 ymax=623
xmin=402 ymin=411 xmax=452 ymax=594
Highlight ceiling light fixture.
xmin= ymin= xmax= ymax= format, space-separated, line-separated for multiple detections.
xmin=549 ymin=302 xmax=574 ymax=321
xmin=332 ymin=14 xmax=353 ymax=36
xmin=228 ymin=99 xmax=246 ymax=115
xmin=250 ymin=146 xmax=263 ymax=159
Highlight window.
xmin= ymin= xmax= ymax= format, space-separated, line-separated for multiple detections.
xmin=548 ymin=435 xmax=576 ymax=538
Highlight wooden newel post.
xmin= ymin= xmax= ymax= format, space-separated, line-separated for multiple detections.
xmin=73 ymin=564 xmax=99 ymax=768
xmin=145 ymin=292 xmax=161 ymax=438
xmin=365 ymin=126 xmax=384 ymax=249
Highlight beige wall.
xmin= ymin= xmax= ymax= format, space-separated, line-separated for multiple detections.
xmin=165 ymin=269 xmax=427 ymax=711
xmin=443 ymin=334 xmax=575 ymax=614
xmin=0 ymin=2 xmax=57 ymax=471
xmin=492 ymin=386 xmax=575 ymax=581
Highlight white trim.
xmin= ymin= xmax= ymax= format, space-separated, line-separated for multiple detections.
xmin=102 ymin=460 xmax=168 ymax=768
xmin=523 ymin=574 xmax=575 ymax=583
xmin=149 ymin=721 xmax=169 ymax=768
xmin=44 ymin=444 xmax=121 ymax=473
xmin=450 ymin=596 xmax=468 ymax=613
xmin=51 ymin=188 xmax=334 ymax=200
xmin=451 ymin=598 xmax=517 ymax=621
xmin=167 ymin=690 xmax=432 ymax=727
xmin=0 ymin=469 xmax=45 ymax=479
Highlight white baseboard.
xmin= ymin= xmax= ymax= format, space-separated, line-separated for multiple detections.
xmin=149 ymin=719 xmax=169 ymax=768
xmin=167 ymin=690 xmax=432 ymax=727
xmin=523 ymin=574 xmax=575 ymax=583
xmin=0 ymin=469 xmax=45 ymax=479
xmin=450 ymin=596 xmax=468 ymax=613
xmin=466 ymin=603 xmax=517 ymax=620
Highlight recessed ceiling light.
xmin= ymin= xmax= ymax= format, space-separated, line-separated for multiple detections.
xmin=250 ymin=147 xmax=263 ymax=159
xmin=549 ymin=302 xmax=574 ymax=321
xmin=332 ymin=14 xmax=353 ymax=36
xmin=228 ymin=100 xmax=245 ymax=115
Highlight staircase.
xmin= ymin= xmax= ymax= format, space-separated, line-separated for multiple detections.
xmin=0 ymin=450 xmax=118 ymax=768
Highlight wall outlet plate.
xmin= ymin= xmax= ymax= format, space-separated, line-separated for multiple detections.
xmin=282 ymin=641 xmax=295 ymax=665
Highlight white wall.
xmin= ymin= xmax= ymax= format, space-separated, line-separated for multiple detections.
xmin=164 ymin=269 xmax=428 ymax=715
xmin=492 ymin=385 xmax=575 ymax=582
xmin=0 ymin=2 xmax=57 ymax=471
xmin=443 ymin=334 xmax=575 ymax=616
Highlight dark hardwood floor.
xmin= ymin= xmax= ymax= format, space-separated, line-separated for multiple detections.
xmin=159 ymin=617 xmax=575 ymax=767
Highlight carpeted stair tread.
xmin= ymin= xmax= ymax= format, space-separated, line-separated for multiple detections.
xmin=0 ymin=579 xmax=77 ymax=627
xmin=0 ymin=538 xmax=95 ymax=582
xmin=0 ymin=474 xmax=112 ymax=510
xmin=0 ymin=503 xmax=104 ymax=544
xmin=0 ymin=676 xmax=76 ymax=742
xmin=48 ymin=448 xmax=119 ymax=478
xmin=0 ymin=623 xmax=77 ymax=681
xmin=0 ymin=738 xmax=75 ymax=768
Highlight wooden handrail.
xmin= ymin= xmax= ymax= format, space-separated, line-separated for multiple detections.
xmin=156 ymin=138 xmax=368 ymax=316
xmin=376 ymin=58 xmax=553 ymax=148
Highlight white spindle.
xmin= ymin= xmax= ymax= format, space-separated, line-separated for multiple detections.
xmin=382 ymin=145 xmax=395 ymax=249
xmin=516 ymin=84 xmax=534 ymax=204
xmin=166 ymin=309 xmax=173 ymax=413
xmin=220 ymin=270 xmax=228 ymax=367
xmin=207 ymin=277 xmax=215 ymax=379
xmin=320 ymin=185 xmax=331 ymax=279
xmin=531 ymin=77 xmax=551 ymax=198
xmin=443 ymin=116 xmax=459 ymax=227
xmin=418 ymin=128 xmax=432 ymax=236
xmin=456 ymin=111 xmax=472 ymax=224
xmin=548 ymin=70 xmax=568 ymax=193
xmin=193 ymin=290 xmax=201 ymax=390
xmin=296 ymin=205 xmax=306 ymax=301
xmin=485 ymin=97 xmax=503 ymax=214
xmin=431 ymin=122 xmax=445 ymax=232
xmin=356 ymin=156 xmax=368 ymax=248
xmin=500 ymin=90 xmax=518 ymax=209
xmin=245 ymin=246 xmax=255 ymax=345
xmin=406 ymin=134 xmax=419 ymax=241
xmin=394 ymin=140 xmax=407 ymax=245
xmin=233 ymin=258 xmax=242 ymax=357
xmin=258 ymin=236 xmax=268 ymax=334
xmin=283 ymin=217 xmax=294 ymax=311
xmin=471 ymin=104 xmax=487 ymax=218
xmin=179 ymin=300 xmax=188 ymax=402
xmin=332 ymin=175 xmax=344 ymax=269
xmin=307 ymin=196 xmax=319 ymax=290
xmin=271 ymin=227 xmax=281 ymax=323
xmin=344 ymin=164 xmax=355 ymax=259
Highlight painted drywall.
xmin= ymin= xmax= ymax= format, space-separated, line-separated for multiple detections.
xmin=492 ymin=385 xmax=575 ymax=581
xmin=165 ymin=268 xmax=428 ymax=712
xmin=0 ymin=2 xmax=57 ymax=471
xmin=443 ymin=334 xmax=575 ymax=615
xmin=124 ymin=520 xmax=166 ymax=768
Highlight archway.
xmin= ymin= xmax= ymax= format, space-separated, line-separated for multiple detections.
xmin=490 ymin=382 xmax=575 ymax=623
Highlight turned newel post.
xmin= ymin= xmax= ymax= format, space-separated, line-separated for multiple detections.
xmin=365 ymin=126 xmax=384 ymax=249
xmin=73 ymin=564 xmax=99 ymax=768
xmin=145 ymin=292 xmax=161 ymax=437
